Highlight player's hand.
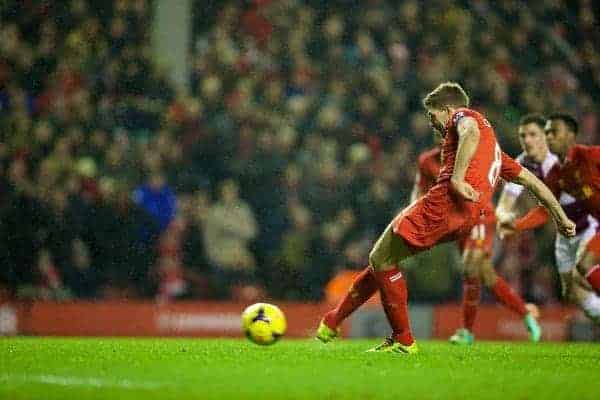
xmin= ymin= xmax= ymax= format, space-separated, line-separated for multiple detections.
xmin=556 ymin=216 xmax=576 ymax=238
xmin=451 ymin=178 xmax=480 ymax=202
xmin=497 ymin=219 xmax=517 ymax=239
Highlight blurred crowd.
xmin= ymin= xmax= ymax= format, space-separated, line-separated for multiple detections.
xmin=0 ymin=0 xmax=598 ymax=303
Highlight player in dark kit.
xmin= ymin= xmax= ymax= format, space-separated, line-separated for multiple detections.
xmin=411 ymin=144 xmax=540 ymax=345
xmin=500 ymin=114 xmax=600 ymax=322
xmin=316 ymin=82 xmax=575 ymax=354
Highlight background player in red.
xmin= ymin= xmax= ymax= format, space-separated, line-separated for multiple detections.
xmin=411 ymin=143 xmax=540 ymax=345
xmin=316 ymin=82 xmax=575 ymax=354
xmin=500 ymin=114 xmax=600 ymax=322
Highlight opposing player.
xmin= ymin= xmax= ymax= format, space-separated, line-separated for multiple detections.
xmin=316 ymin=82 xmax=575 ymax=354
xmin=496 ymin=114 xmax=559 ymax=223
xmin=410 ymin=140 xmax=540 ymax=346
xmin=500 ymin=113 xmax=600 ymax=322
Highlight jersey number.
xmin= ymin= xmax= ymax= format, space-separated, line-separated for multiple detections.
xmin=470 ymin=224 xmax=486 ymax=240
xmin=488 ymin=144 xmax=502 ymax=186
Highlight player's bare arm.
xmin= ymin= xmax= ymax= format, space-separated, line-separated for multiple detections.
xmin=495 ymin=190 xmax=518 ymax=224
xmin=511 ymin=168 xmax=575 ymax=237
xmin=495 ymin=190 xmax=519 ymax=239
xmin=451 ymin=116 xmax=480 ymax=201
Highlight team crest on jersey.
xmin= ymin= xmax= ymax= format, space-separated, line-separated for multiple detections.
xmin=452 ymin=111 xmax=465 ymax=125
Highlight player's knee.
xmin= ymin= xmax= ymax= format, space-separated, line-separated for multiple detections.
xmin=480 ymin=264 xmax=497 ymax=288
xmin=576 ymin=262 xmax=590 ymax=277
xmin=579 ymin=251 xmax=600 ymax=274
xmin=369 ymin=246 xmax=384 ymax=271
xmin=462 ymin=261 xmax=478 ymax=279
xmin=567 ymin=286 xmax=581 ymax=304
xmin=462 ymin=252 xmax=480 ymax=278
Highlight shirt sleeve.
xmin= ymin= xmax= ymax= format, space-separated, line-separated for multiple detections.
xmin=580 ymin=145 xmax=600 ymax=161
xmin=500 ymin=151 xmax=523 ymax=181
xmin=514 ymin=206 xmax=549 ymax=232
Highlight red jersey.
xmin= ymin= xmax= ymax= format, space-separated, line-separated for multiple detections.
xmin=394 ymin=108 xmax=522 ymax=250
xmin=515 ymin=145 xmax=600 ymax=233
xmin=416 ymin=147 xmax=442 ymax=193
xmin=418 ymin=144 xmax=503 ymax=230
xmin=439 ymin=108 xmax=523 ymax=207
xmin=551 ymin=145 xmax=600 ymax=222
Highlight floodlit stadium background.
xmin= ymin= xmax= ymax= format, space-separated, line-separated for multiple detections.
xmin=0 ymin=0 xmax=598 ymax=340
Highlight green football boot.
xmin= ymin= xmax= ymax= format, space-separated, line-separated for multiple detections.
xmin=524 ymin=313 xmax=542 ymax=342
xmin=366 ymin=337 xmax=419 ymax=355
xmin=315 ymin=320 xmax=338 ymax=343
xmin=449 ymin=328 xmax=475 ymax=345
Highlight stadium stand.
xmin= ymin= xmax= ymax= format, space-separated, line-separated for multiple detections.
xmin=0 ymin=0 xmax=598 ymax=305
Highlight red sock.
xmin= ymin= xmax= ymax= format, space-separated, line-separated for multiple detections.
xmin=374 ymin=266 xmax=414 ymax=346
xmin=585 ymin=265 xmax=600 ymax=292
xmin=491 ymin=276 xmax=528 ymax=316
xmin=462 ymin=277 xmax=481 ymax=331
xmin=323 ymin=266 xmax=378 ymax=329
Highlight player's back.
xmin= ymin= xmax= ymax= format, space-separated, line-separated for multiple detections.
xmin=416 ymin=146 xmax=442 ymax=193
xmin=438 ymin=108 xmax=507 ymax=206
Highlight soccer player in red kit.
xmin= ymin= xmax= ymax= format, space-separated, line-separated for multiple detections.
xmin=410 ymin=144 xmax=540 ymax=345
xmin=316 ymin=82 xmax=575 ymax=354
xmin=501 ymin=114 xmax=600 ymax=322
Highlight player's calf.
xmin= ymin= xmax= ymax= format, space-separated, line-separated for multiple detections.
xmin=316 ymin=266 xmax=379 ymax=343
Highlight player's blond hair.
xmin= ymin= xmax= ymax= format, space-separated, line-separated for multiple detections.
xmin=422 ymin=82 xmax=470 ymax=110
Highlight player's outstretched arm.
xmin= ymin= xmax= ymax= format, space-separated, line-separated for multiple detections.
xmin=511 ymin=168 xmax=575 ymax=237
xmin=451 ymin=117 xmax=480 ymax=201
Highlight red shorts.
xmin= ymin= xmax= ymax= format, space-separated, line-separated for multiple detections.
xmin=392 ymin=183 xmax=484 ymax=253
xmin=457 ymin=221 xmax=496 ymax=254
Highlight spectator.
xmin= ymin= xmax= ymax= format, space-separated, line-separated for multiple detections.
xmin=270 ymin=203 xmax=318 ymax=299
xmin=203 ymin=179 xmax=258 ymax=298
xmin=17 ymin=249 xmax=70 ymax=300
xmin=63 ymin=238 xmax=100 ymax=299
xmin=1 ymin=0 xmax=598 ymax=302
xmin=133 ymin=172 xmax=177 ymax=234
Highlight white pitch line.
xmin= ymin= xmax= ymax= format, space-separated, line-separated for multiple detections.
xmin=0 ymin=374 xmax=170 ymax=390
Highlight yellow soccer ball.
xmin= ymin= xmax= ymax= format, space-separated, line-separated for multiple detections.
xmin=241 ymin=303 xmax=287 ymax=345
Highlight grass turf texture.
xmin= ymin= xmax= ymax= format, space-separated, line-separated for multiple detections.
xmin=1 ymin=338 xmax=599 ymax=400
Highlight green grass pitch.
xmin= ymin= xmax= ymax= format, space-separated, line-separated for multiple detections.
xmin=1 ymin=338 xmax=599 ymax=400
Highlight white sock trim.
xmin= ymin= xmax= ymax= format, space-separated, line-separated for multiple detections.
xmin=389 ymin=271 xmax=403 ymax=282
xmin=585 ymin=264 xmax=600 ymax=279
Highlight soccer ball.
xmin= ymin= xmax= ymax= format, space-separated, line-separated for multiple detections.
xmin=241 ymin=303 xmax=287 ymax=345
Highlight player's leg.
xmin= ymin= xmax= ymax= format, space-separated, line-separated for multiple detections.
xmin=366 ymin=192 xmax=456 ymax=353
xmin=366 ymin=219 xmax=419 ymax=353
xmin=449 ymin=245 xmax=480 ymax=345
xmin=567 ymin=270 xmax=600 ymax=323
xmin=576 ymin=234 xmax=600 ymax=293
xmin=554 ymin=231 xmax=600 ymax=322
xmin=317 ymin=266 xmax=378 ymax=342
xmin=476 ymin=249 xmax=541 ymax=341
xmin=477 ymin=250 xmax=528 ymax=317
xmin=316 ymin=216 xmax=414 ymax=344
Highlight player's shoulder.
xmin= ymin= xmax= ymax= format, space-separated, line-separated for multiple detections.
xmin=451 ymin=107 xmax=479 ymax=125
xmin=570 ymin=144 xmax=600 ymax=160
xmin=542 ymin=151 xmax=560 ymax=175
